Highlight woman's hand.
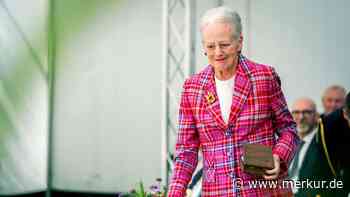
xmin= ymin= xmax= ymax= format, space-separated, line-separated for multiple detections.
xmin=263 ymin=154 xmax=280 ymax=180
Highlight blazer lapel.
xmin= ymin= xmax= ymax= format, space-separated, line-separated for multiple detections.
xmin=299 ymin=136 xmax=316 ymax=176
xmin=228 ymin=56 xmax=252 ymax=124
xmin=202 ymin=55 xmax=252 ymax=131
xmin=203 ymin=67 xmax=227 ymax=131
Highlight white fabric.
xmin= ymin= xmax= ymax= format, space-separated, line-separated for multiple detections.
xmin=215 ymin=75 xmax=235 ymax=124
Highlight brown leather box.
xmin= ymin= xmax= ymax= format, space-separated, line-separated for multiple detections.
xmin=241 ymin=143 xmax=274 ymax=176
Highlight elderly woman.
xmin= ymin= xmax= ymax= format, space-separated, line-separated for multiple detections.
xmin=168 ymin=6 xmax=299 ymax=197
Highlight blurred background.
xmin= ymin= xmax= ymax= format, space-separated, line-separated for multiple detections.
xmin=0 ymin=0 xmax=349 ymax=196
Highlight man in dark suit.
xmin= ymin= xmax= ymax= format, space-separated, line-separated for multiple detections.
xmin=319 ymin=91 xmax=350 ymax=196
xmin=289 ymin=98 xmax=333 ymax=197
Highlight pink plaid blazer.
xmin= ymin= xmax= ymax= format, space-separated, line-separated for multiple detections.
xmin=168 ymin=55 xmax=299 ymax=197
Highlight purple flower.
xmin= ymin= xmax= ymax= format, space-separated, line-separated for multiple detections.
xmin=115 ymin=192 xmax=128 ymax=197
xmin=150 ymin=184 xmax=161 ymax=193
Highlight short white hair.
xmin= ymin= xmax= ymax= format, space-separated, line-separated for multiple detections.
xmin=322 ymin=85 xmax=347 ymax=98
xmin=200 ymin=6 xmax=242 ymax=39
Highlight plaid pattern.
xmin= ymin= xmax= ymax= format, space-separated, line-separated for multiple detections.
xmin=168 ymin=55 xmax=299 ymax=197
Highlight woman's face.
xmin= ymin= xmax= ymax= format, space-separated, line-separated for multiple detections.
xmin=202 ymin=22 xmax=242 ymax=70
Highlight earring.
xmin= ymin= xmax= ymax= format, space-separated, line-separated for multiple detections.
xmin=204 ymin=52 xmax=207 ymax=56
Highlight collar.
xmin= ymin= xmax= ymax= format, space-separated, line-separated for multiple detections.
xmin=302 ymin=127 xmax=317 ymax=143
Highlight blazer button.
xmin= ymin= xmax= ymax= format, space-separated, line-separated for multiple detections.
xmin=225 ymin=129 xmax=232 ymax=137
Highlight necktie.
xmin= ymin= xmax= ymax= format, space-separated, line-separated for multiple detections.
xmin=289 ymin=140 xmax=305 ymax=179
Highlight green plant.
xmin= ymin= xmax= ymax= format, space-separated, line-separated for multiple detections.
xmin=123 ymin=178 xmax=166 ymax=197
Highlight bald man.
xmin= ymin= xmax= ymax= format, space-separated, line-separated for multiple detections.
xmin=289 ymin=98 xmax=333 ymax=197
xmin=292 ymin=98 xmax=319 ymax=139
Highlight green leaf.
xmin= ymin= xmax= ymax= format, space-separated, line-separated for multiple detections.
xmin=139 ymin=181 xmax=145 ymax=197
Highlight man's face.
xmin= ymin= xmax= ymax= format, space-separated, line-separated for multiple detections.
xmin=292 ymin=100 xmax=318 ymax=137
xmin=322 ymin=89 xmax=345 ymax=115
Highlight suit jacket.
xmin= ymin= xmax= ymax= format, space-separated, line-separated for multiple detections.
xmin=319 ymin=109 xmax=350 ymax=196
xmin=294 ymin=135 xmax=334 ymax=197
xmin=168 ymin=55 xmax=299 ymax=197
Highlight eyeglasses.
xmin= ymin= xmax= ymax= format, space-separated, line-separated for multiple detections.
xmin=291 ymin=110 xmax=315 ymax=117
xmin=203 ymin=41 xmax=234 ymax=53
